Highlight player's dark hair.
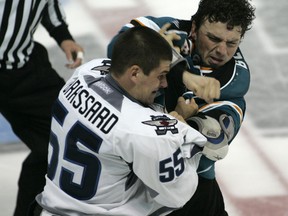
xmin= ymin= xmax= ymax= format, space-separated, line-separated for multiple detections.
xmin=192 ymin=0 xmax=256 ymax=37
xmin=110 ymin=26 xmax=172 ymax=76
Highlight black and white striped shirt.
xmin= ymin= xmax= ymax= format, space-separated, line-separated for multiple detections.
xmin=0 ymin=0 xmax=73 ymax=70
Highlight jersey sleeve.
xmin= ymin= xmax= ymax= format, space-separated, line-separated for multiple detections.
xmin=113 ymin=106 xmax=206 ymax=208
xmin=41 ymin=0 xmax=74 ymax=45
xmin=107 ymin=16 xmax=179 ymax=58
xmin=198 ymin=49 xmax=250 ymax=142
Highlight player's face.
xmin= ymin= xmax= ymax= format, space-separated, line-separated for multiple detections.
xmin=136 ymin=60 xmax=170 ymax=105
xmin=192 ymin=20 xmax=242 ymax=68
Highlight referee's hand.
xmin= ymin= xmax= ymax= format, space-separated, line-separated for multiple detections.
xmin=60 ymin=40 xmax=84 ymax=69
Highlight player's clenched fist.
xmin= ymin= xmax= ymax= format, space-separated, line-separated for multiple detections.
xmin=158 ymin=23 xmax=181 ymax=53
xmin=174 ymin=96 xmax=198 ymax=120
xmin=182 ymin=72 xmax=220 ymax=104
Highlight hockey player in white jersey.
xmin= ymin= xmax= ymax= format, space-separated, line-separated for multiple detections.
xmin=33 ymin=26 xmax=207 ymax=216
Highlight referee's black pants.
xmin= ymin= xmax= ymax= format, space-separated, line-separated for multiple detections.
xmin=0 ymin=42 xmax=65 ymax=216
xmin=167 ymin=176 xmax=229 ymax=216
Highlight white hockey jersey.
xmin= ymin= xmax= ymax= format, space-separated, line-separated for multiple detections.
xmin=36 ymin=58 xmax=207 ymax=216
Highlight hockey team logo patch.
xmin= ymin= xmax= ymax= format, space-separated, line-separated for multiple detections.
xmin=91 ymin=59 xmax=111 ymax=75
xmin=142 ymin=115 xmax=178 ymax=135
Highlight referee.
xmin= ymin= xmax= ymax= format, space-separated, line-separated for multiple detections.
xmin=0 ymin=1 xmax=83 ymax=215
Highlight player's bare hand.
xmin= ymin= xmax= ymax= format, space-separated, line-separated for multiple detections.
xmin=158 ymin=23 xmax=181 ymax=53
xmin=61 ymin=40 xmax=84 ymax=69
xmin=174 ymin=96 xmax=198 ymax=119
xmin=182 ymin=71 xmax=220 ymax=103
xmin=169 ymin=111 xmax=186 ymax=124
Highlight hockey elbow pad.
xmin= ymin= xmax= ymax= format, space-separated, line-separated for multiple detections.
xmin=186 ymin=114 xmax=234 ymax=161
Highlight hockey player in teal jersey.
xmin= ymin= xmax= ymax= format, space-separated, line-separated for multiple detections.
xmin=107 ymin=0 xmax=256 ymax=215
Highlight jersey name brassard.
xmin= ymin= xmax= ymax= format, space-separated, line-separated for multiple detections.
xmin=36 ymin=58 xmax=206 ymax=216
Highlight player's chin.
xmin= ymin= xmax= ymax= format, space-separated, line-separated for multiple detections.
xmin=208 ymin=57 xmax=225 ymax=68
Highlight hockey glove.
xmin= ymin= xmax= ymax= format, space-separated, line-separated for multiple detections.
xmin=186 ymin=114 xmax=234 ymax=161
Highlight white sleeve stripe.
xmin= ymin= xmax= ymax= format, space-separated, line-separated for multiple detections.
xmin=132 ymin=17 xmax=161 ymax=31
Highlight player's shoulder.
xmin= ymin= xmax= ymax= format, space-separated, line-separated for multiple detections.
xmin=119 ymin=102 xmax=178 ymax=136
xmin=212 ymin=48 xmax=250 ymax=97
xmin=74 ymin=58 xmax=111 ymax=76
xmin=228 ymin=49 xmax=250 ymax=96
xmin=65 ymin=58 xmax=110 ymax=84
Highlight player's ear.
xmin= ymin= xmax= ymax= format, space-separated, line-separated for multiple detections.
xmin=191 ymin=20 xmax=197 ymax=40
xmin=129 ymin=65 xmax=142 ymax=83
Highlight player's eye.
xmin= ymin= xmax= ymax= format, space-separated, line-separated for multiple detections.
xmin=226 ymin=42 xmax=238 ymax=48
xmin=207 ymin=35 xmax=221 ymax=43
xmin=158 ymin=74 xmax=166 ymax=81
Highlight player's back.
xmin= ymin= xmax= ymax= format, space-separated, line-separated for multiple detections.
xmin=36 ymin=58 xmax=206 ymax=216
xmin=35 ymin=59 xmax=148 ymax=215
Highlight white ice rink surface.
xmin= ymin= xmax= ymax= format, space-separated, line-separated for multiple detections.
xmin=1 ymin=0 xmax=288 ymax=215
